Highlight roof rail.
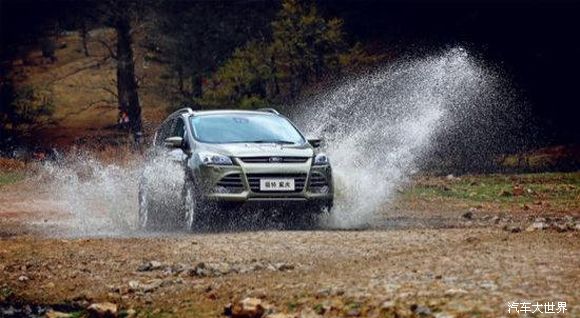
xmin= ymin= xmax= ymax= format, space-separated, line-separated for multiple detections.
xmin=169 ymin=107 xmax=194 ymax=117
xmin=257 ymin=107 xmax=280 ymax=115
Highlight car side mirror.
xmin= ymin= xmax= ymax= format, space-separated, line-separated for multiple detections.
xmin=164 ymin=136 xmax=183 ymax=149
xmin=308 ymin=138 xmax=322 ymax=148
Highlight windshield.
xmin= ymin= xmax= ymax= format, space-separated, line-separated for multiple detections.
xmin=191 ymin=114 xmax=306 ymax=144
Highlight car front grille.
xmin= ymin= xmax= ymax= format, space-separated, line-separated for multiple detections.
xmin=246 ymin=173 xmax=307 ymax=193
xmin=239 ymin=157 xmax=309 ymax=163
xmin=216 ymin=173 xmax=244 ymax=192
xmin=308 ymin=172 xmax=329 ymax=189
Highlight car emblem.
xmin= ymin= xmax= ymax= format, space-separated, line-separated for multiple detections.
xmin=269 ymin=157 xmax=283 ymax=163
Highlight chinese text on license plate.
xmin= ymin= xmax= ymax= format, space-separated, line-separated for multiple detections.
xmin=260 ymin=179 xmax=295 ymax=191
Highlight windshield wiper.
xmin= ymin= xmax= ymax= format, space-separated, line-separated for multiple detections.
xmin=248 ymin=140 xmax=296 ymax=144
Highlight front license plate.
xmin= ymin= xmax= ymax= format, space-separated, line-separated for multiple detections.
xmin=260 ymin=178 xmax=295 ymax=191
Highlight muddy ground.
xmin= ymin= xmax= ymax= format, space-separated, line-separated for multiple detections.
xmin=0 ymin=178 xmax=579 ymax=318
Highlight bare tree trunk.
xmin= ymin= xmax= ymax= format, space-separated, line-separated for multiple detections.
xmin=80 ymin=23 xmax=90 ymax=57
xmin=191 ymin=74 xmax=203 ymax=98
xmin=115 ymin=13 xmax=142 ymax=144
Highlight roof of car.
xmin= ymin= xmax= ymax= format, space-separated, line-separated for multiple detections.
xmin=190 ymin=109 xmax=278 ymax=116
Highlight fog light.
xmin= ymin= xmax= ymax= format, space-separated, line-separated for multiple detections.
xmin=312 ymin=185 xmax=329 ymax=194
xmin=213 ymin=186 xmax=229 ymax=193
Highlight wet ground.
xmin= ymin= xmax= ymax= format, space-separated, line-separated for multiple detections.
xmin=1 ymin=179 xmax=579 ymax=317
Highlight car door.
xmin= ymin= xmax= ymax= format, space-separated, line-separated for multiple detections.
xmin=167 ymin=117 xmax=188 ymax=163
xmin=154 ymin=118 xmax=173 ymax=148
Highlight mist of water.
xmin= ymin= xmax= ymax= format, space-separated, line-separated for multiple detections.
xmin=36 ymin=48 xmax=521 ymax=235
xmin=295 ymin=48 xmax=512 ymax=227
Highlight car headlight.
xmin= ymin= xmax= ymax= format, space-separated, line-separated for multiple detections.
xmin=198 ymin=152 xmax=233 ymax=165
xmin=313 ymin=153 xmax=329 ymax=165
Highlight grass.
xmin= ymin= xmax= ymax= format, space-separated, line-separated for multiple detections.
xmin=401 ymin=172 xmax=580 ymax=212
xmin=0 ymin=171 xmax=26 ymax=186
xmin=10 ymin=29 xmax=172 ymax=147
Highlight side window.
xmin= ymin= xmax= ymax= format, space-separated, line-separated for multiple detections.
xmin=172 ymin=118 xmax=185 ymax=137
xmin=155 ymin=119 xmax=173 ymax=146
xmin=173 ymin=117 xmax=191 ymax=150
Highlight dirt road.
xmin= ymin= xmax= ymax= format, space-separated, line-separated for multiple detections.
xmin=1 ymin=179 xmax=579 ymax=317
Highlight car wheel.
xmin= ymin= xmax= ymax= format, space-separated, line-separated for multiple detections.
xmin=182 ymin=181 xmax=209 ymax=232
xmin=140 ymin=180 xmax=184 ymax=231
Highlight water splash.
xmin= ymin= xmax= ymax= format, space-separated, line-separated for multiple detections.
xmin=295 ymin=48 xmax=512 ymax=228
xmin=35 ymin=47 xmax=523 ymax=234
xmin=40 ymin=154 xmax=140 ymax=236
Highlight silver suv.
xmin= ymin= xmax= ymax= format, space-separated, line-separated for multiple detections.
xmin=139 ymin=108 xmax=334 ymax=231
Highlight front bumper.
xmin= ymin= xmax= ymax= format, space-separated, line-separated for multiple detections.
xmin=195 ymin=157 xmax=333 ymax=204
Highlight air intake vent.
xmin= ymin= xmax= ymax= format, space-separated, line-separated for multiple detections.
xmin=240 ymin=157 xmax=309 ymax=163
xmin=308 ymin=172 xmax=329 ymax=188
xmin=216 ymin=174 xmax=244 ymax=192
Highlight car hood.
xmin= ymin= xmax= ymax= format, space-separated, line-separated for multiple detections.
xmin=201 ymin=143 xmax=314 ymax=158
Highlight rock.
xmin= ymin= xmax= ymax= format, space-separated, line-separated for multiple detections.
xmin=491 ymin=216 xmax=501 ymax=224
xmin=137 ymin=260 xmax=164 ymax=271
xmin=410 ymin=304 xmax=432 ymax=316
xmin=164 ymin=263 xmax=186 ymax=276
xmin=128 ymin=279 xmax=163 ymax=293
xmin=87 ymin=302 xmax=117 ymax=318
xmin=230 ymin=298 xmax=272 ymax=318
xmin=575 ymin=223 xmax=580 ymax=231
xmin=444 ymin=288 xmax=468 ymax=296
xmin=17 ymin=275 xmax=29 ymax=282
xmin=300 ymin=308 xmax=323 ymax=318
xmin=461 ymin=211 xmax=473 ymax=219
xmin=316 ymin=288 xmax=332 ymax=297
xmin=526 ymin=222 xmax=548 ymax=232
xmin=503 ymin=224 xmax=522 ymax=233
xmin=123 ymin=309 xmax=137 ymax=318
xmin=273 ymin=263 xmax=294 ymax=271
xmin=479 ymin=281 xmax=498 ymax=291
xmin=46 ymin=311 xmax=73 ymax=318
xmin=465 ymin=236 xmax=479 ymax=243
xmin=551 ymin=223 xmax=569 ymax=232
xmin=380 ymin=301 xmax=397 ymax=313
xmin=266 ymin=314 xmax=295 ymax=318
xmin=434 ymin=313 xmax=456 ymax=318
xmin=190 ymin=262 xmax=232 ymax=277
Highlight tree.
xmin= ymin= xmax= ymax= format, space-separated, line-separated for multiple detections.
xmin=202 ymin=41 xmax=275 ymax=108
xmin=202 ymin=0 xmax=353 ymax=106
xmin=148 ymin=0 xmax=275 ymax=109
xmin=95 ymin=0 xmax=146 ymax=144
xmin=0 ymin=79 xmax=54 ymax=132
xmin=270 ymin=0 xmax=344 ymax=100
xmin=115 ymin=9 xmax=142 ymax=140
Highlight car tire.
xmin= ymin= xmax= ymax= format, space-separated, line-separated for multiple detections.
xmin=182 ymin=180 xmax=210 ymax=232
xmin=139 ymin=180 xmax=183 ymax=231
